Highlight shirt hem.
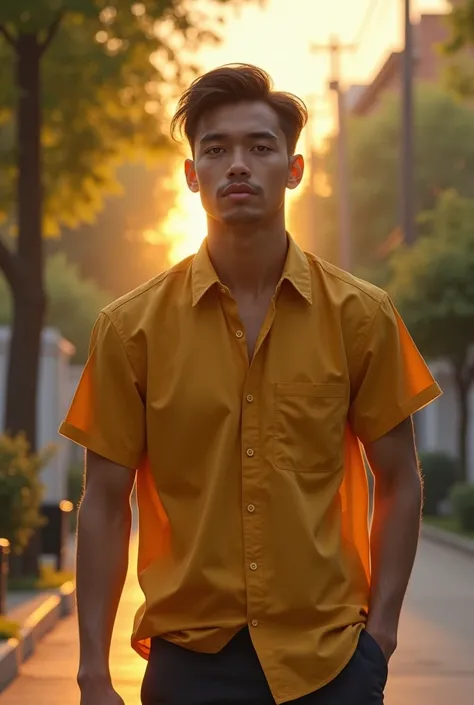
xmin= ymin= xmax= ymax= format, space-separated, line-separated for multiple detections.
xmin=358 ymin=382 xmax=442 ymax=445
xmin=58 ymin=421 xmax=139 ymax=469
xmin=272 ymin=623 xmax=365 ymax=704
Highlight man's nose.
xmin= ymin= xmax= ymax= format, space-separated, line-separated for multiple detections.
xmin=226 ymin=151 xmax=251 ymax=178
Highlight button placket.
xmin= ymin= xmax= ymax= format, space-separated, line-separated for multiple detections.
xmin=241 ymin=364 xmax=265 ymax=628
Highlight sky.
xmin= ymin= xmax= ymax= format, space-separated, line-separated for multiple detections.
xmin=154 ymin=0 xmax=449 ymax=263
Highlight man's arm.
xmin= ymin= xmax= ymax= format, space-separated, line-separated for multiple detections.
xmin=364 ymin=416 xmax=422 ymax=661
xmin=76 ymin=450 xmax=136 ymax=702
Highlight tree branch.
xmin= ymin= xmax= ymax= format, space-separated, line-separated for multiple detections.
xmin=0 ymin=236 xmax=21 ymax=292
xmin=0 ymin=24 xmax=17 ymax=48
xmin=39 ymin=11 xmax=64 ymax=56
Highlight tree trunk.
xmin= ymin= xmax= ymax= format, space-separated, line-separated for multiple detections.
xmin=453 ymin=362 xmax=470 ymax=484
xmin=3 ymin=35 xmax=46 ymax=579
xmin=4 ymin=35 xmax=46 ymax=452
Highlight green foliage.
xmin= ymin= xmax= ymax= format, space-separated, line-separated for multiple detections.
xmin=450 ymin=482 xmax=474 ymax=532
xmin=442 ymin=2 xmax=474 ymax=99
xmin=8 ymin=563 xmax=74 ymax=591
xmin=388 ymin=190 xmax=474 ymax=361
xmin=445 ymin=1 xmax=474 ymax=55
xmin=313 ymin=88 xmax=474 ymax=271
xmin=0 ymin=435 xmax=53 ymax=555
xmin=0 ymin=253 xmax=111 ymax=363
xmin=0 ymin=0 xmax=252 ymax=234
xmin=419 ymin=451 xmax=459 ymax=516
xmin=388 ymin=191 xmax=474 ymax=482
xmin=0 ymin=616 xmax=20 ymax=640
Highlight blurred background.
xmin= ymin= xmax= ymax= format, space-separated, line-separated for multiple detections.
xmin=0 ymin=1 xmax=474 ymax=704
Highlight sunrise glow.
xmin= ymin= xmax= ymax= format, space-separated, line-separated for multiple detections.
xmin=148 ymin=0 xmax=447 ymax=266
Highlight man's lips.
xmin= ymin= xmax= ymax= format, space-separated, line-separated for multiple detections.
xmin=221 ymin=183 xmax=258 ymax=198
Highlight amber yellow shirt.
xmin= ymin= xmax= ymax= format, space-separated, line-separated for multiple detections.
xmin=60 ymin=236 xmax=441 ymax=704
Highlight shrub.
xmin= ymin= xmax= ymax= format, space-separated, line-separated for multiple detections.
xmin=0 ymin=434 xmax=54 ymax=555
xmin=0 ymin=617 xmax=20 ymax=641
xmin=419 ymin=451 xmax=459 ymax=516
xmin=8 ymin=563 xmax=74 ymax=591
xmin=450 ymin=483 xmax=474 ymax=533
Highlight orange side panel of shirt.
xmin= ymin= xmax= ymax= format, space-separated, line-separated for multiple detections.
xmin=59 ymin=236 xmax=442 ymax=704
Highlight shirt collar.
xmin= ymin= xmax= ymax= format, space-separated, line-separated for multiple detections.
xmin=191 ymin=234 xmax=312 ymax=307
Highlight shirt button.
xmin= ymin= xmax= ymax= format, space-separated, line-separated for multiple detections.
xmin=251 ymin=619 xmax=259 ymax=627
xmin=247 ymin=504 xmax=256 ymax=513
xmin=246 ymin=394 xmax=254 ymax=403
xmin=246 ymin=448 xmax=254 ymax=457
xmin=236 ymin=330 xmax=244 ymax=338
xmin=220 ymin=287 xmax=226 ymax=294
xmin=249 ymin=562 xmax=258 ymax=571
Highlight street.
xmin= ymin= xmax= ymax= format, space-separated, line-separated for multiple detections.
xmin=1 ymin=538 xmax=473 ymax=704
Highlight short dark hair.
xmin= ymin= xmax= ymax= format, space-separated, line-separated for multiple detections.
xmin=171 ymin=63 xmax=308 ymax=156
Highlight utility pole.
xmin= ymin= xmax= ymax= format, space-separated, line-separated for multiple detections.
xmin=311 ymin=37 xmax=354 ymax=271
xmin=401 ymin=0 xmax=415 ymax=245
xmin=305 ymin=94 xmax=324 ymax=254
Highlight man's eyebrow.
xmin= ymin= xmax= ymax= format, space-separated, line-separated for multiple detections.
xmin=199 ymin=130 xmax=279 ymax=144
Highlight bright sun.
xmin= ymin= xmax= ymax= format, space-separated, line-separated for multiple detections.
xmin=145 ymin=162 xmax=304 ymax=267
xmin=143 ymin=167 xmax=208 ymax=265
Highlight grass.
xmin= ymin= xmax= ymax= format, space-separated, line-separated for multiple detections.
xmin=423 ymin=515 xmax=474 ymax=540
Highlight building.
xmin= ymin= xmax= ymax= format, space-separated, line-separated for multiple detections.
xmin=347 ymin=13 xmax=455 ymax=117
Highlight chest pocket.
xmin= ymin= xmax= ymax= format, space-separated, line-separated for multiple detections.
xmin=272 ymin=382 xmax=348 ymax=473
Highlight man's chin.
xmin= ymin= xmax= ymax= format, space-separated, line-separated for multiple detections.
xmin=221 ymin=208 xmax=262 ymax=225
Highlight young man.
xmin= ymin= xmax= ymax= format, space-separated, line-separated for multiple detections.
xmin=60 ymin=64 xmax=442 ymax=705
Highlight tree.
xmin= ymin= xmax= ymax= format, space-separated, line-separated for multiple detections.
xmin=0 ymin=253 xmax=112 ymax=364
xmin=309 ymin=87 xmax=474 ymax=273
xmin=388 ymin=190 xmax=474 ymax=482
xmin=0 ymin=0 xmax=252 ymax=450
xmin=443 ymin=2 xmax=474 ymax=98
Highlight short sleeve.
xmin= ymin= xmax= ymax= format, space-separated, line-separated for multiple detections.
xmin=59 ymin=312 xmax=146 ymax=468
xmin=349 ymin=294 xmax=442 ymax=445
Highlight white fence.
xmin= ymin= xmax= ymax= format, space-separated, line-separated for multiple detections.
xmin=0 ymin=327 xmax=75 ymax=503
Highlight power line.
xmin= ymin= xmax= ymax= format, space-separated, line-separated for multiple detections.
xmin=353 ymin=0 xmax=387 ymax=46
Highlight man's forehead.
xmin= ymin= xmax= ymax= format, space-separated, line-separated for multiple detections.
xmin=196 ymin=101 xmax=282 ymax=138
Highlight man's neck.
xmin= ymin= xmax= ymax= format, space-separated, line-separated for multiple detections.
xmin=206 ymin=219 xmax=289 ymax=297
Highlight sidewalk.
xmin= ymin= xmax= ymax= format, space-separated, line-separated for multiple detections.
xmin=1 ymin=554 xmax=145 ymax=705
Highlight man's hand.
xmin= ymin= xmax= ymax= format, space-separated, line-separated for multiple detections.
xmin=364 ymin=417 xmax=422 ymax=666
xmin=80 ymin=681 xmax=125 ymax=705
xmin=365 ymin=622 xmax=397 ymax=663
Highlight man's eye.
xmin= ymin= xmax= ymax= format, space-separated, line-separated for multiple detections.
xmin=252 ymin=145 xmax=272 ymax=153
xmin=206 ymin=147 xmax=224 ymax=155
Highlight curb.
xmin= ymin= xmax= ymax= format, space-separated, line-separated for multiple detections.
xmin=0 ymin=581 xmax=75 ymax=693
xmin=422 ymin=523 xmax=474 ymax=557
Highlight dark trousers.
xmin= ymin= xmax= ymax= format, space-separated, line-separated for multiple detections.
xmin=141 ymin=627 xmax=388 ymax=705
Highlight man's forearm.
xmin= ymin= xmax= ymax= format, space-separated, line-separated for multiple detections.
xmin=367 ymin=475 xmax=422 ymax=644
xmin=76 ymin=492 xmax=132 ymax=685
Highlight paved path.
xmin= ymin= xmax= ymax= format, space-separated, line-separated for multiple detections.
xmin=385 ymin=538 xmax=474 ymax=705
xmin=1 ymin=538 xmax=473 ymax=704
xmin=1 ymin=551 xmax=145 ymax=705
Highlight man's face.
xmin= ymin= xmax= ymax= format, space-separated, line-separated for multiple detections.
xmin=185 ymin=101 xmax=304 ymax=226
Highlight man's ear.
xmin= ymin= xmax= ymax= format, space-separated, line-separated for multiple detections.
xmin=287 ymin=154 xmax=304 ymax=190
xmin=185 ymin=159 xmax=199 ymax=193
